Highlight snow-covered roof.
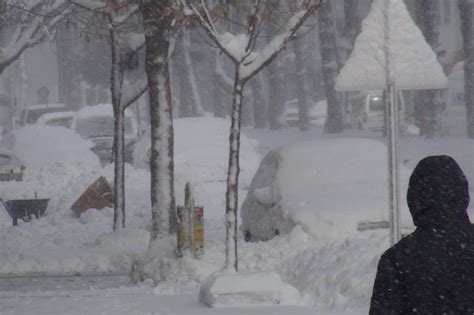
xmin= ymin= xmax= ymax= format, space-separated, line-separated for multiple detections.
xmin=335 ymin=0 xmax=448 ymax=91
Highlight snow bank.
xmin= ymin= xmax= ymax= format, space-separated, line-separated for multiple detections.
xmin=0 ymin=160 xmax=152 ymax=274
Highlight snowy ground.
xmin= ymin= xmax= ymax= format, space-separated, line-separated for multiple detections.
xmin=0 ymin=117 xmax=473 ymax=314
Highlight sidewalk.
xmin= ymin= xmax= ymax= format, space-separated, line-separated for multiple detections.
xmin=1 ymin=287 xmax=331 ymax=315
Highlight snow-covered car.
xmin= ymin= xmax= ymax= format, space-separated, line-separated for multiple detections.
xmin=240 ymin=138 xmax=414 ymax=241
xmin=18 ymin=104 xmax=69 ymax=126
xmin=8 ymin=124 xmax=100 ymax=169
xmin=37 ymin=111 xmax=76 ymax=129
xmin=71 ymin=104 xmax=140 ymax=164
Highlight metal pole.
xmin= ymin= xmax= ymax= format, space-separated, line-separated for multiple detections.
xmin=386 ymin=84 xmax=401 ymax=245
xmin=384 ymin=0 xmax=401 ymax=245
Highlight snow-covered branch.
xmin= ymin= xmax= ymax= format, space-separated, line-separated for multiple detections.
xmin=185 ymin=0 xmax=321 ymax=78
xmin=0 ymin=0 xmax=70 ymax=72
xmin=240 ymin=1 xmax=322 ymax=80
xmin=186 ymin=1 xmax=241 ymax=64
xmin=244 ymin=0 xmax=262 ymax=54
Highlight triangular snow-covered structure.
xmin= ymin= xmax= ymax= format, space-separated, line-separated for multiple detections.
xmin=335 ymin=0 xmax=447 ymax=91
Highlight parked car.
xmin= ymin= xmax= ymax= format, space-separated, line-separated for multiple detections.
xmin=240 ymin=138 xmax=413 ymax=242
xmin=71 ymin=104 xmax=140 ymax=164
xmin=18 ymin=104 xmax=69 ymax=126
xmin=348 ymin=91 xmax=406 ymax=131
xmin=37 ymin=111 xmax=76 ymax=128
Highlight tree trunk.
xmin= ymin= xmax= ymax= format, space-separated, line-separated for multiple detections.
xmin=211 ymin=52 xmax=227 ymax=118
xmin=113 ymin=107 xmax=126 ymax=229
xmin=174 ymin=35 xmax=195 ymax=117
xmin=414 ymin=0 xmax=442 ymax=138
xmin=343 ymin=0 xmax=360 ymax=59
xmin=109 ymin=22 xmax=126 ymax=230
xmin=141 ymin=0 xmax=177 ymax=240
xmin=266 ymin=58 xmax=286 ymax=129
xmin=293 ymin=37 xmax=311 ymax=131
xmin=319 ymin=0 xmax=344 ymax=133
xmin=183 ymin=33 xmax=203 ymax=115
xmin=225 ymin=68 xmax=243 ymax=271
xmin=459 ymin=0 xmax=474 ymax=138
xmin=250 ymin=73 xmax=267 ymax=129
xmin=56 ymin=23 xmax=78 ymax=110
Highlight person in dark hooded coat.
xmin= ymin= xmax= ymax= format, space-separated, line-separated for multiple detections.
xmin=370 ymin=155 xmax=474 ymax=314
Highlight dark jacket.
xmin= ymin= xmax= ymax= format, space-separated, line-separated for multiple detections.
xmin=370 ymin=155 xmax=474 ymax=314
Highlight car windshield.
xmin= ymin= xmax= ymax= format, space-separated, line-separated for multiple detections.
xmin=75 ymin=116 xmax=135 ymax=138
xmin=368 ymin=95 xmax=384 ymax=111
xmin=26 ymin=107 xmax=68 ymax=124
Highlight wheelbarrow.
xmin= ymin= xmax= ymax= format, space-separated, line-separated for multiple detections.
xmin=0 ymin=198 xmax=49 ymax=226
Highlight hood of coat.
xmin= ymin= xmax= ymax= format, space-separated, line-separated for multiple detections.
xmin=407 ymin=155 xmax=470 ymax=228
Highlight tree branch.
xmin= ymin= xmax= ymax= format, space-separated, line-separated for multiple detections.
xmin=123 ymin=81 xmax=148 ymax=109
xmin=187 ymin=1 xmax=240 ymax=64
xmin=240 ymin=0 xmax=322 ymax=81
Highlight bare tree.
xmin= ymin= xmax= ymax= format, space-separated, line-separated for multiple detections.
xmin=459 ymin=0 xmax=474 ymax=138
xmin=71 ymin=0 xmax=147 ymax=230
xmin=187 ymin=0 xmax=322 ymax=271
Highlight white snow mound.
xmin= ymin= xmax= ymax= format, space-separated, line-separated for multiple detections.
xmin=12 ymin=124 xmax=100 ymax=168
xmin=199 ymin=271 xmax=302 ymax=307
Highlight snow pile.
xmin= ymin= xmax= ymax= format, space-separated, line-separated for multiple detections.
xmin=134 ymin=115 xmax=261 ymax=218
xmin=0 ymin=163 xmax=152 ymax=274
xmin=199 ymin=271 xmax=302 ymax=307
xmin=279 ymin=228 xmax=387 ymax=309
xmin=335 ymin=0 xmax=447 ymax=91
xmin=12 ymin=125 xmax=100 ymax=168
